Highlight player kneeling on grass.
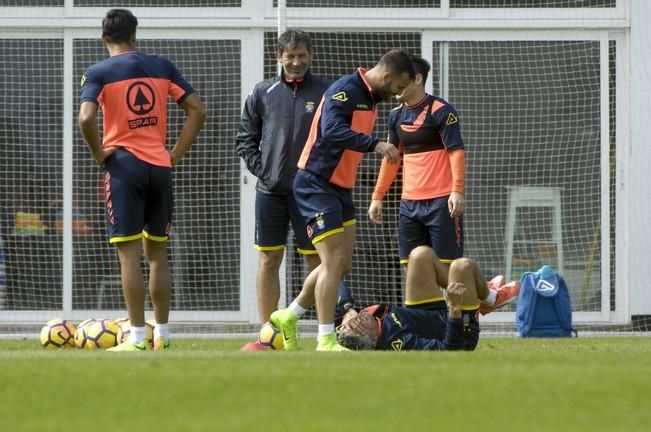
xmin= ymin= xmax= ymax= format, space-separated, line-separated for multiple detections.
xmin=337 ymin=246 xmax=520 ymax=351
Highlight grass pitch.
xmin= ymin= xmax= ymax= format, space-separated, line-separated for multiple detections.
xmin=1 ymin=337 xmax=650 ymax=432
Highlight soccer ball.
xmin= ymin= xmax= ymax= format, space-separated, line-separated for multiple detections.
xmin=78 ymin=318 xmax=96 ymax=329
xmin=116 ymin=319 xmax=154 ymax=346
xmin=82 ymin=319 xmax=120 ymax=349
xmin=258 ymin=322 xmax=284 ymax=350
xmin=40 ymin=319 xmax=76 ymax=349
xmin=114 ymin=317 xmax=130 ymax=329
xmin=74 ymin=318 xmax=96 ymax=348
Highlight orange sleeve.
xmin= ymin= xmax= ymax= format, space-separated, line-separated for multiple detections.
xmin=449 ymin=149 xmax=466 ymax=194
xmin=372 ymin=147 xmax=402 ymax=200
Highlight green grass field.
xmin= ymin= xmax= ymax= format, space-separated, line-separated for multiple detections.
xmin=1 ymin=338 xmax=650 ymax=432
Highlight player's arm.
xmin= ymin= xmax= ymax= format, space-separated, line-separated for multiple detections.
xmin=78 ymin=101 xmax=116 ymax=167
xmin=319 ymin=90 xmax=376 ymax=151
xmin=436 ymin=104 xmax=466 ymax=218
xmin=369 ymin=110 xmax=402 ymax=224
xmin=319 ymin=89 xmax=397 ymax=162
xmin=167 ymin=63 xmax=206 ymax=167
xmin=368 ymin=158 xmax=400 ymax=225
xmin=447 ymin=149 xmax=466 ymax=217
xmin=171 ymin=93 xmax=206 ymax=167
xmin=78 ymin=69 xmax=117 ymax=167
xmin=235 ymin=87 xmax=263 ymax=177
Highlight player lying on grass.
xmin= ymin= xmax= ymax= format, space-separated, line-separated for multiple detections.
xmin=272 ymin=245 xmax=519 ymax=351
xmin=337 ymin=246 xmax=516 ymax=351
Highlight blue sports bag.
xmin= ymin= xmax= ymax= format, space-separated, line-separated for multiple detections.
xmin=516 ymin=265 xmax=577 ymax=337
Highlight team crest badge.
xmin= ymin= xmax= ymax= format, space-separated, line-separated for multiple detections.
xmin=332 ymin=91 xmax=348 ymax=102
xmin=305 ymin=101 xmax=315 ymax=113
xmin=315 ymin=212 xmax=325 ymax=230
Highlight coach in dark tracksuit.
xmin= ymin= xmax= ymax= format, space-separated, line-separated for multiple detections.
xmin=236 ymin=29 xmax=352 ymax=323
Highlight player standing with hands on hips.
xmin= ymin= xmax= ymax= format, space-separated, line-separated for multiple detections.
xmin=271 ymin=49 xmax=415 ymax=351
xmin=78 ymin=9 xmax=206 ymax=351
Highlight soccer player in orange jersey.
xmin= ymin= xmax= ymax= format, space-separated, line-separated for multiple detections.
xmin=78 ymin=9 xmax=205 ymax=351
xmin=369 ymin=56 xmax=464 ymax=310
xmin=270 ymin=50 xmax=414 ymax=351
xmin=368 ymin=56 xmax=509 ymax=312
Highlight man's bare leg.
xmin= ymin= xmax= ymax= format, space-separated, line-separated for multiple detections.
xmin=448 ymin=257 xmax=488 ymax=307
xmin=256 ymin=249 xmax=284 ymax=323
xmin=144 ymin=237 xmax=172 ymax=348
xmin=144 ymin=238 xmax=171 ymax=325
xmin=405 ymin=246 xmax=447 ymax=303
xmin=116 ymin=239 xmax=146 ymax=327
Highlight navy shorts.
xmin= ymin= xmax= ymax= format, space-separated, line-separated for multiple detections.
xmin=393 ymin=307 xmax=479 ymax=351
xmin=399 ymin=197 xmax=463 ymax=263
xmin=103 ymin=148 xmax=172 ymax=243
xmin=293 ymin=170 xmax=355 ymax=244
xmin=255 ymin=189 xmax=316 ymax=254
xmin=401 ymin=305 xmax=448 ymax=341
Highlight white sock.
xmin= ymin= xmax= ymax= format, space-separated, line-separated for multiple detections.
xmin=128 ymin=326 xmax=147 ymax=344
xmin=154 ymin=323 xmax=170 ymax=340
xmin=480 ymin=289 xmax=497 ymax=306
xmin=318 ymin=324 xmax=335 ymax=339
xmin=288 ymin=300 xmax=307 ymax=318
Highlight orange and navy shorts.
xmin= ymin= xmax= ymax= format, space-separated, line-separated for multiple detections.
xmin=293 ymin=169 xmax=355 ymax=244
xmin=103 ymin=148 xmax=172 ymax=244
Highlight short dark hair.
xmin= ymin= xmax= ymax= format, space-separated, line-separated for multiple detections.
xmin=102 ymin=9 xmax=138 ymax=44
xmin=277 ymin=29 xmax=313 ymax=54
xmin=378 ymin=49 xmax=416 ymax=80
xmin=411 ymin=56 xmax=430 ymax=86
xmin=337 ymin=328 xmax=375 ymax=351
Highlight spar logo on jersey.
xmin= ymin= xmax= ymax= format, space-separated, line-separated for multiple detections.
xmin=126 ymin=81 xmax=158 ymax=129
xmin=126 ymin=81 xmax=156 ymax=115
xmin=128 ymin=117 xmax=158 ymax=129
